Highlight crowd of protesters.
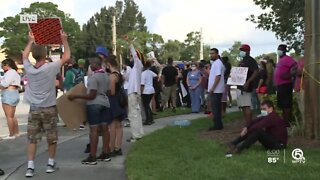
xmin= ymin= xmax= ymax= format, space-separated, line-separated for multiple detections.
xmin=0 ymin=28 xmax=305 ymax=176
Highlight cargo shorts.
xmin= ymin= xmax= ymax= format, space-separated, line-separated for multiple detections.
xmin=27 ymin=106 xmax=58 ymax=144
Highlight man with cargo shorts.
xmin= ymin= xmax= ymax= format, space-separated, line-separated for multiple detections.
xmin=22 ymin=31 xmax=70 ymax=178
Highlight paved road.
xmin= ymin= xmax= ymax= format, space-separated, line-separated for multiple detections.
xmin=0 ymin=91 xmax=239 ymax=180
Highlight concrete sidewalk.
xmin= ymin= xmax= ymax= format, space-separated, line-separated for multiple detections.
xmin=1 ymin=107 xmax=239 ymax=180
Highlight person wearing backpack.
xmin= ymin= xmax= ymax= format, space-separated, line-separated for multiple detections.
xmin=63 ymin=59 xmax=85 ymax=91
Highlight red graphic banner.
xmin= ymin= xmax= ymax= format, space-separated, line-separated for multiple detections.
xmin=29 ymin=18 xmax=63 ymax=45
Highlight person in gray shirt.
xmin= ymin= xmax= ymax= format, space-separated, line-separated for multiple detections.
xmin=69 ymin=57 xmax=112 ymax=165
xmin=23 ymin=31 xmax=70 ymax=178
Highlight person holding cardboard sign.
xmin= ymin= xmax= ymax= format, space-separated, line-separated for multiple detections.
xmin=237 ymin=44 xmax=259 ymax=126
xmin=69 ymin=58 xmax=112 ymax=165
xmin=22 ymin=31 xmax=70 ymax=177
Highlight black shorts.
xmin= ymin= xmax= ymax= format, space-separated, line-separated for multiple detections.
xmin=276 ymin=83 xmax=293 ymax=109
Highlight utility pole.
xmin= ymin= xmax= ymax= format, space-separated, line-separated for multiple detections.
xmin=112 ymin=14 xmax=117 ymax=55
xmin=304 ymin=0 xmax=320 ymax=139
xmin=200 ymin=28 xmax=204 ymax=60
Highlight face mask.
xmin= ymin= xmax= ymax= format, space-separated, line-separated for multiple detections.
xmin=260 ymin=110 xmax=268 ymax=116
xmin=191 ymin=66 xmax=196 ymax=70
xmin=277 ymin=50 xmax=284 ymax=57
xmin=239 ymin=51 xmax=246 ymax=58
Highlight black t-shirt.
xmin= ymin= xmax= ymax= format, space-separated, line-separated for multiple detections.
xmin=259 ymin=69 xmax=267 ymax=86
xmin=162 ymin=65 xmax=178 ymax=87
xmin=223 ymin=61 xmax=232 ymax=82
xmin=238 ymin=56 xmax=259 ymax=92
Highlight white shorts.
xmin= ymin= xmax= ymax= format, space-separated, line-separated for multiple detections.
xmin=237 ymin=90 xmax=252 ymax=107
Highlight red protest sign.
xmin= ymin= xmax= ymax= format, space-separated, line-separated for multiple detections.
xmin=29 ymin=18 xmax=62 ymax=45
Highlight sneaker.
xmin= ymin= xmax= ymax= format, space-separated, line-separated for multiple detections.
xmin=81 ymin=155 xmax=97 ymax=165
xmin=96 ymin=153 xmax=111 ymax=162
xmin=111 ymin=149 xmax=123 ymax=157
xmin=79 ymin=125 xmax=86 ymax=130
xmin=3 ymin=136 xmax=16 ymax=140
xmin=123 ymin=122 xmax=130 ymax=127
xmin=225 ymin=152 xmax=233 ymax=158
xmin=126 ymin=137 xmax=141 ymax=142
xmin=25 ymin=168 xmax=35 ymax=177
xmin=143 ymin=121 xmax=152 ymax=125
xmin=46 ymin=163 xmax=58 ymax=173
xmin=0 ymin=169 xmax=4 ymax=176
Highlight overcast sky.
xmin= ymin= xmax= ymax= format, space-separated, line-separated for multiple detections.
xmin=0 ymin=0 xmax=283 ymax=56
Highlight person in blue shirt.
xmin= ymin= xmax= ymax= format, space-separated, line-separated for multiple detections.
xmin=186 ymin=63 xmax=202 ymax=113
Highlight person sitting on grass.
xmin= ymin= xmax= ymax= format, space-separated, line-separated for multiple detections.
xmin=226 ymin=100 xmax=289 ymax=156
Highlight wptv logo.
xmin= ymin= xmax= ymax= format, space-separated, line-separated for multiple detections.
xmin=20 ymin=14 xmax=37 ymax=23
xmin=266 ymin=148 xmax=306 ymax=164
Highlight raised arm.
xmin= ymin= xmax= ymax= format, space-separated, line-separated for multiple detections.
xmin=22 ymin=32 xmax=35 ymax=61
xmin=60 ymin=31 xmax=71 ymax=65
xmin=124 ymin=35 xmax=142 ymax=67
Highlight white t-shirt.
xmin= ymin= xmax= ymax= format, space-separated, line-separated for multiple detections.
xmin=141 ymin=69 xmax=157 ymax=94
xmin=127 ymin=44 xmax=143 ymax=95
xmin=0 ymin=69 xmax=21 ymax=87
xmin=208 ymin=59 xmax=225 ymax=93
xmin=23 ymin=59 xmax=61 ymax=107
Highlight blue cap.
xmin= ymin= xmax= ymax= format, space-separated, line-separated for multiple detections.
xmin=96 ymin=46 xmax=108 ymax=57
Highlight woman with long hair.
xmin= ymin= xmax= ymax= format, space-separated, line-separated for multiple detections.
xmin=106 ymin=55 xmax=127 ymax=156
xmin=0 ymin=58 xmax=21 ymax=139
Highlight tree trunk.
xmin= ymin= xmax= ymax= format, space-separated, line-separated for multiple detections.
xmin=304 ymin=0 xmax=320 ymax=139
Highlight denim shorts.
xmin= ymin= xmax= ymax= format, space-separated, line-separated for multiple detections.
xmin=1 ymin=89 xmax=20 ymax=106
xmin=86 ymin=104 xmax=112 ymax=126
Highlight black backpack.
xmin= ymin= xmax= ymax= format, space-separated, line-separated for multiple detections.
xmin=71 ymin=68 xmax=84 ymax=85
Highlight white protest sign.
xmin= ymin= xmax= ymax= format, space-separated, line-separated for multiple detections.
xmin=227 ymin=67 xmax=248 ymax=86
xmin=20 ymin=14 xmax=37 ymax=23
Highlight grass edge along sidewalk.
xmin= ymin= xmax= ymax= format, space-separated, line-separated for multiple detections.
xmin=125 ymin=112 xmax=320 ymax=180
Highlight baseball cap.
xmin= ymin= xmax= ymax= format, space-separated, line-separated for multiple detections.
xmin=240 ymin=44 xmax=251 ymax=52
xmin=96 ymin=46 xmax=108 ymax=57
xmin=78 ymin=58 xmax=86 ymax=65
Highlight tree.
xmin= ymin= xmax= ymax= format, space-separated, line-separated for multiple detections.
xmin=180 ymin=31 xmax=201 ymax=61
xmin=248 ymin=0 xmax=304 ymax=53
xmin=79 ymin=0 xmax=148 ymax=58
xmin=159 ymin=40 xmax=182 ymax=63
xmin=221 ymin=41 xmax=242 ymax=66
xmin=116 ymin=0 xmax=147 ymax=36
xmin=0 ymin=2 xmax=81 ymax=60
xmin=255 ymin=52 xmax=277 ymax=62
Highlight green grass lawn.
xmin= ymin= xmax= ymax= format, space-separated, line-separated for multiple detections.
xmin=126 ymin=112 xmax=320 ymax=180
xmin=153 ymin=107 xmax=192 ymax=119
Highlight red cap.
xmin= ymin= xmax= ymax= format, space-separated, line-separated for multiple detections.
xmin=240 ymin=44 xmax=251 ymax=52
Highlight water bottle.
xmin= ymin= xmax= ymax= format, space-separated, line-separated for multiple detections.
xmin=172 ymin=119 xmax=191 ymax=127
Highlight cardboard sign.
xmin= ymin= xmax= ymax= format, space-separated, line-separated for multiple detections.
xmin=57 ymin=83 xmax=87 ymax=130
xmin=29 ymin=18 xmax=62 ymax=45
xmin=227 ymin=67 xmax=248 ymax=86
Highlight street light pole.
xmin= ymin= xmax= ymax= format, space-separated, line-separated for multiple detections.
xmin=112 ymin=14 xmax=117 ymax=55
